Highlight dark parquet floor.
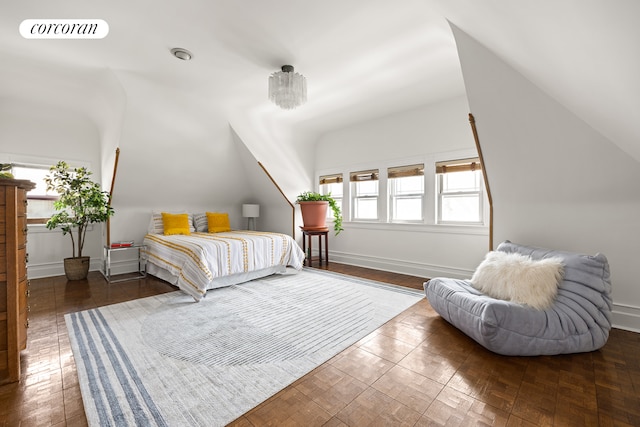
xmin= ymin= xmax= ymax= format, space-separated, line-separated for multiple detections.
xmin=1 ymin=263 xmax=639 ymax=426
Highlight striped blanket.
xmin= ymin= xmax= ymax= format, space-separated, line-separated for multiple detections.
xmin=143 ymin=231 xmax=305 ymax=300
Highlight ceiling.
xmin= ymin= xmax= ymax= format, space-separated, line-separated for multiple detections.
xmin=1 ymin=0 xmax=639 ymax=161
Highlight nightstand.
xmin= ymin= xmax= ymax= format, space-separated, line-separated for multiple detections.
xmin=101 ymin=244 xmax=147 ymax=283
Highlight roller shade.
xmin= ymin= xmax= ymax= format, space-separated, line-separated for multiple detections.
xmin=387 ymin=163 xmax=424 ymax=179
xmin=435 ymin=158 xmax=481 ymax=174
xmin=350 ymin=169 xmax=379 ymax=182
xmin=319 ymin=173 xmax=343 ymax=185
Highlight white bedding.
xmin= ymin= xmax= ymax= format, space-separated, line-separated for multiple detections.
xmin=143 ymin=231 xmax=305 ymax=300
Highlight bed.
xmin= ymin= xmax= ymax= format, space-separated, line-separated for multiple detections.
xmin=143 ymin=230 xmax=305 ymax=301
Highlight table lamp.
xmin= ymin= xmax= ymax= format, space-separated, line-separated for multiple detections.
xmin=242 ymin=204 xmax=260 ymax=230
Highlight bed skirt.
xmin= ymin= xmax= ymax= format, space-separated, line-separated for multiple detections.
xmin=147 ymin=263 xmax=289 ymax=297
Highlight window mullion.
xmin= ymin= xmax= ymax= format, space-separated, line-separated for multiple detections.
xmin=378 ymin=173 xmax=387 ymax=222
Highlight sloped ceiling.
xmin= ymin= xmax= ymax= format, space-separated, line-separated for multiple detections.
xmin=1 ymin=0 xmax=638 ymax=162
xmin=436 ymin=0 xmax=640 ymax=163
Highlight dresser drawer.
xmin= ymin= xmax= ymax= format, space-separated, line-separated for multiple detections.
xmin=18 ymin=279 xmax=28 ymax=313
xmin=17 ymin=190 xmax=27 ymax=216
xmin=18 ymin=248 xmax=27 ymax=281
xmin=0 ymin=319 xmax=7 ymax=353
xmin=19 ymin=278 xmax=29 ymax=351
xmin=17 ymin=216 xmax=28 ymax=247
xmin=19 ymin=308 xmax=28 ymax=351
xmin=0 ymin=281 xmax=6 ymax=313
xmin=0 ymin=248 xmax=5 ymax=276
xmin=16 ymin=279 xmax=30 ymax=350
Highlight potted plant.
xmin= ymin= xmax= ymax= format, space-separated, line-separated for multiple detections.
xmin=45 ymin=161 xmax=114 ymax=280
xmin=0 ymin=163 xmax=14 ymax=179
xmin=296 ymin=191 xmax=343 ymax=235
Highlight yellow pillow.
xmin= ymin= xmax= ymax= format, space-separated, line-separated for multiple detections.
xmin=206 ymin=212 xmax=231 ymax=233
xmin=162 ymin=212 xmax=191 ymax=235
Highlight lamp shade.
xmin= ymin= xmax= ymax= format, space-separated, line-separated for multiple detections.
xmin=268 ymin=65 xmax=307 ymax=110
xmin=242 ymin=204 xmax=260 ymax=218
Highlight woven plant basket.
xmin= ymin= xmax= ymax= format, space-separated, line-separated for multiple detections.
xmin=64 ymin=256 xmax=90 ymax=280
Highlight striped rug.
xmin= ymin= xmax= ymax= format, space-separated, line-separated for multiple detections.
xmin=66 ymin=268 xmax=423 ymax=426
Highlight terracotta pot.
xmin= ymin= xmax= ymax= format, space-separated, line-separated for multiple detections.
xmin=64 ymin=256 xmax=90 ymax=280
xmin=299 ymin=201 xmax=329 ymax=229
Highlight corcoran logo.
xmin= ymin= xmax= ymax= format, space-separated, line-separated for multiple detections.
xmin=20 ymin=19 xmax=109 ymax=39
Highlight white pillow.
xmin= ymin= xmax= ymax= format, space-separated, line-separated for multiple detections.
xmin=147 ymin=211 xmax=195 ymax=234
xmin=470 ymin=251 xmax=564 ymax=310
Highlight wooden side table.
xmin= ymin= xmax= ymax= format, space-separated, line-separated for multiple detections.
xmin=300 ymin=227 xmax=329 ymax=267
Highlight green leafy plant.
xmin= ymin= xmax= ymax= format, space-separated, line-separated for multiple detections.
xmin=0 ymin=163 xmax=14 ymax=179
xmin=296 ymin=191 xmax=343 ymax=235
xmin=45 ymin=161 xmax=114 ymax=258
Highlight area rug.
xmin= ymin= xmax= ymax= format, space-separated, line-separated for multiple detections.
xmin=66 ymin=268 xmax=423 ymax=426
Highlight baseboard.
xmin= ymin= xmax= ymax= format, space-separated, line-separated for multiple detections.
xmin=329 ymin=250 xmax=640 ymax=334
xmin=28 ymin=253 xmax=640 ymax=334
xmin=328 ymin=250 xmax=474 ymax=281
xmin=612 ymin=304 xmax=640 ymax=333
xmin=27 ymin=258 xmax=108 ymax=279
xmin=26 ymin=261 xmax=61 ymax=279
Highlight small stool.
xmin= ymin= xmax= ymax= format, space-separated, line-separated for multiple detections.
xmin=300 ymin=227 xmax=329 ymax=267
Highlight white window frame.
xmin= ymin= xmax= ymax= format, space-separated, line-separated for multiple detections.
xmin=436 ymin=158 xmax=484 ymax=225
xmin=319 ymin=173 xmax=343 ymax=220
xmin=388 ymin=164 xmax=425 ymax=223
xmin=350 ymin=169 xmax=379 ymax=222
xmin=314 ymin=150 xmax=488 ymax=235
xmin=1 ymin=155 xmax=91 ymax=225
xmin=10 ymin=162 xmax=60 ymax=224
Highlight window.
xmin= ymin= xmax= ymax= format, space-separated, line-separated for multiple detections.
xmin=319 ymin=173 xmax=343 ymax=219
xmin=388 ymin=164 xmax=424 ymax=222
xmin=350 ymin=169 xmax=379 ymax=220
xmin=436 ymin=158 xmax=483 ymax=224
xmin=11 ymin=163 xmax=59 ymax=224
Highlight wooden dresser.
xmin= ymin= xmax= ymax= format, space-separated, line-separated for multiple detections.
xmin=0 ymin=178 xmax=35 ymax=384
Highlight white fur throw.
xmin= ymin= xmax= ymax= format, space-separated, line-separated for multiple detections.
xmin=470 ymin=251 xmax=564 ymax=310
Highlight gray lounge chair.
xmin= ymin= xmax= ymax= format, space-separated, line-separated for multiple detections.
xmin=424 ymin=241 xmax=612 ymax=356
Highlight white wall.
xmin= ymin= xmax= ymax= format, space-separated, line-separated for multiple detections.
xmin=1 ymin=63 xmax=314 ymax=278
xmin=228 ymin=111 xmax=318 ymax=221
xmin=232 ymin=128 xmax=296 ymax=237
xmin=0 ymin=100 xmax=104 ymax=278
xmin=453 ymin=25 xmax=640 ymax=332
xmin=105 ymin=73 xmax=257 ymax=246
xmin=315 ymin=96 xmax=489 ymax=278
xmin=228 ymin=106 xmax=329 ymax=243
xmin=93 ymin=68 xmax=127 ymax=193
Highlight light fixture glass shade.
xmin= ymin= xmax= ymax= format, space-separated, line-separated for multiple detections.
xmin=268 ymin=65 xmax=307 ymax=110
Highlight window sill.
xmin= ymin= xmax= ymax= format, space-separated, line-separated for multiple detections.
xmin=343 ymin=221 xmax=489 ymax=236
xmin=28 ymin=223 xmax=95 ymax=234
xmin=27 ymin=218 xmax=49 ymax=225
